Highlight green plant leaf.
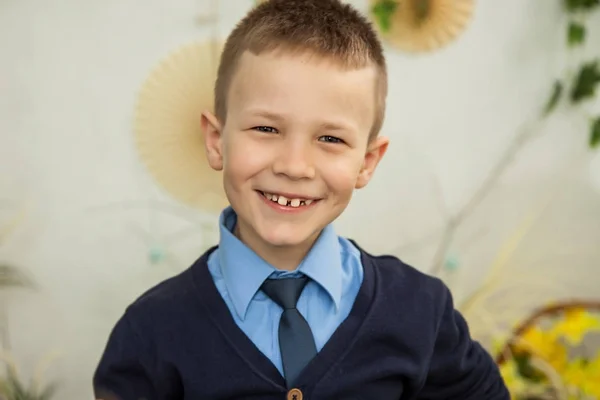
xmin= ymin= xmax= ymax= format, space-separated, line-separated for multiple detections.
xmin=0 ymin=368 xmax=27 ymax=400
xmin=0 ymin=374 xmax=58 ymax=400
xmin=567 ymin=21 xmax=586 ymax=46
xmin=544 ymin=81 xmax=563 ymax=115
xmin=590 ymin=117 xmax=600 ymax=148
xmin=564 ymin=0 xmax=600 ymax=11
xmin=37 ymin=382 xmax=59 ymax=400
xmin=570 ymin=60 xmax=600 ymax=103
xmin=0 ymin=264 xmax=34 ymax=289
xmin=513 ymin=353 xmax=546 ymax=382
xmin=371 ymin=0 xmax=398 ymax=33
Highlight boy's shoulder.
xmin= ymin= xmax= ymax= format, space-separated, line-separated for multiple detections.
xmin=351 ymin=239 xmax=452 ymax=314
xmin=123 ymin=248 xmax=216 ymax=326
xmin=124 ymin=268 xmax=193 ymax=323
xmin=351 ymin=239 xmax=447 ymax=292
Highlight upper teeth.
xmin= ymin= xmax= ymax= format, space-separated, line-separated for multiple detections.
xmin=263 ymin=192 xmax=313 ymax=207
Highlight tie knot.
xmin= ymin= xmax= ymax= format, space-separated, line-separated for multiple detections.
xmin=261 ymin=276 xmax=309 ymax=310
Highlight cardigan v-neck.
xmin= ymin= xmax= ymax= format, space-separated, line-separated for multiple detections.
xmin=191 ymin=244 xmax=376 ymax=390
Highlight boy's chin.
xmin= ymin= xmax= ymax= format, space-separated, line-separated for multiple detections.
xmin=259 ymin=231 xmax=317 ymax=249
xmin=256 ymin=225 xmax=322 ymax=249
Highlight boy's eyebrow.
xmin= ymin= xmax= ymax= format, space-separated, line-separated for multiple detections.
xmin=246 ymin=109 xmax=286 ymax=123
xmin=317 ymin=120 xmax=354 ymax=132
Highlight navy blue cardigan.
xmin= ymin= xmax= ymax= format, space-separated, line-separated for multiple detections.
xmin=94 ymin=244 xmax=509 ymax=400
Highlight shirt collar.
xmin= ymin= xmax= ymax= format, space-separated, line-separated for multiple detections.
xmin=217 ymin=207 xmax=343 ymax=320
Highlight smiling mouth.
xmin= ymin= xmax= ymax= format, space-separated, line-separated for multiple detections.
xmin=257 ymin=191 xmax=319 ymax=208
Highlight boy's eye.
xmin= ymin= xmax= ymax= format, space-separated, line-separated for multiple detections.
xmin=253 ymin=126 xmax=278 ymax=133
xmin=319 ymin=135 xmax=344 ymax=144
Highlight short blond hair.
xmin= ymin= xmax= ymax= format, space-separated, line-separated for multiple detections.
xmin=214 ymin=0 xmax=388 ymax=140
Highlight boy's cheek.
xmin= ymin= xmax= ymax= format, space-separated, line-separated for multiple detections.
xmin=324 ymin=157 xmax=365 ymax=182
xmin=224 ymin=144 xmax=270 ymax=175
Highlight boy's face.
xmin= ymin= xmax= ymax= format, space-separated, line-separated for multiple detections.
xmin=202 ymin=50 xmax=388 ymax=254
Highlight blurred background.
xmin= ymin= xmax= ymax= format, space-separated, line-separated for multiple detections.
xmin=1 ymin=0 xmax=599 ymax=398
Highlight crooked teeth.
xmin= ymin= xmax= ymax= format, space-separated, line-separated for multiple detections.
xmin=262 ymin=192 xmax=314 ymax=208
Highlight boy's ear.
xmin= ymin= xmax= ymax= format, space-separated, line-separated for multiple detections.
xmin=200 ymin=110 xmax=224 ymax=171
xmin=355 ymin=136 xmax=389 ymax=189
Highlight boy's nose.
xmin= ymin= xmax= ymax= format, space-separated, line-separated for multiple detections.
xmin=272 ymin=143 xmax=316 ymax=180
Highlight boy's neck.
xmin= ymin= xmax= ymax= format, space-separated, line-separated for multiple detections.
xmin=234 ymin=223 xmax=320 ymax=271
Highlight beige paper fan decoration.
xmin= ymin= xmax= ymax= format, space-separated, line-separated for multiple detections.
xmin=370 ymin=0 xmax=475 ymax=53
xmin=134 ymin=40 xmax=228 ymax=214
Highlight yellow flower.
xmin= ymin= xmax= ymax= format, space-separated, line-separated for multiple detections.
xmin=582 ymin=380 xmax=600 ymax=399
xmin=499 ymin=361 xmax=528 ymax=397
xmin=581 ymin=352 xmax=600 ymax=398
xmin=515 ymin=326 xmax=568 ymax=371
xmin=491 ymin=337 xmax=504 ymax=356
xmin=563 ymin=358 xmax=590 ymax=387
xmin=562 ymin=351 xmax=600 ymax=399
xmin=550 ymin=308 xmax=600 ymax=346
xmin=586 ymin=351 xmax=600 ymax=376
xmin=515 ymin=326 xmax=555 ymax=356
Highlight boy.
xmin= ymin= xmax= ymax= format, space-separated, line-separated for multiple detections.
xmin=94 ymin=0 xmax=510 ymax=399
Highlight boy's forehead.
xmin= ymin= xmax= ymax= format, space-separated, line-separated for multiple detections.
xmin=228 ymin=50 xmax=378 ymax=102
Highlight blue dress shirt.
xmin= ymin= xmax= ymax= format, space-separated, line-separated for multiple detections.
xmin=207 ymin=207 xmax=364 ymax=376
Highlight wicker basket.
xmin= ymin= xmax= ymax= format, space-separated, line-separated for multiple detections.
xmin=495 ymin=300 xmax=600 ymax=399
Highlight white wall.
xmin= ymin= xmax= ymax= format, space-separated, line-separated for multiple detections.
xmin=1 ymin=0 xmax=599 ymax=398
